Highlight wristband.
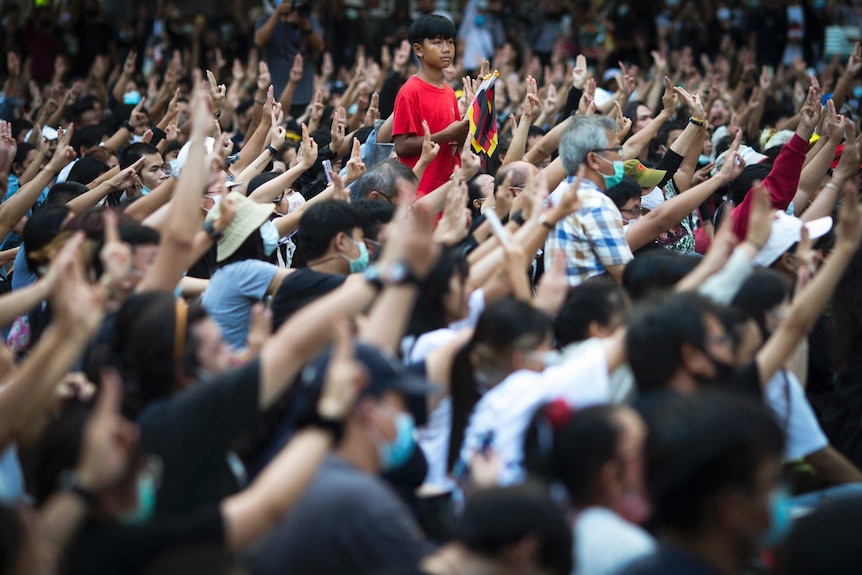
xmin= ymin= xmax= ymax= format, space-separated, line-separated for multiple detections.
xmin=511 ymin=210 xmax=526 ymax=226
xmin=266 ymin=144 xmax=279 ymax=156
xmin=296 ymin=409 xmax=345 ymax=443
xmin=689 ymin=117 xmax=705 ymax=127
xmin=122 ymin=121 xmax=135 ymax=132
xmin=203 ymin=219 xmax=224 ymax=241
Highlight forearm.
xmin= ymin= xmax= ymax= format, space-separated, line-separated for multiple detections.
xmin=361 ymin=285 xmax=419 ymax=353
xmin=0 ymin=166 xmax=58 ymax=237
xmin=279 ymin=80 xmax=298 ymax=111
xmin=805 ymin=446 xmax=862 ymax=485
xmin=623 ymin=110 xmax=672 ymax=160
xmin=231 ymin=118 xmax=269 ymax=176
xmin=831 ymin=72 xmax=854 ymax=112
xmin=223 ymin=428 xmax=332 ymax=552
xmin=797 ymin=139 xmax=840 ymax=200
xmin=800 ymin=181 xmax=841 ymax=223
xmin=503 ymin=114 xmax=534 ymax=165
xmin=236 ymin=149 xmax=277 ymax=187
xmin=249 ymin=89 xmax=267 ymax=133
xmin=112 ymin=73 xmax=131 ymax=103
xmin=103 ymin=127 xmax=133 ymax=153
xmin=40 ymin=491 xmax=89 ymax=550
xmin=524 ymin=116 xmax=572 ymax=166
xmin=253 ymin=15 xmax=278 ymax=48
xmin=66 ymin=182 xmax=118 ymax=214
xmin=0 ymin=280 xmax=50 ymax=329
xmin=18 ymin=151 xmax=47 ymax=186
xmin=414 ymin=180 xmax=452 ymax=215
xmin=248 ymin=164 xmax=308 ymax=202
xmin=122 ymin=178 xmax=175 ymax=222
xmin=672 ymin=125 xmax=705 ymax=192
xmin=468 ymin=219 xmax=546 ymax=291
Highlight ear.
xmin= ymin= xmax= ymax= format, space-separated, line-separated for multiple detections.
xmin=584 ymin=150 xmax=601 ymax=172
xmin=680 ymin=342 xmax=712 ymax=378
xmin=369 ymin=190 xmax=381 ymax=201
xmin=412 ymin=42 xmax=423 ymax=58
xmin=776 ymin=252 xmax=795 ymax=276
xmin=587 ymin=320 xmax=611 ymax=340
xmin=505 ymin=535 xmax=541 ymax=571
xmin=332 ymin=230 xmax=348 ymax=252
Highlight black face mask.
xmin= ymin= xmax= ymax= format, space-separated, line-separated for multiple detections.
xmin=694 ymin=351 xmax=738 ymax=388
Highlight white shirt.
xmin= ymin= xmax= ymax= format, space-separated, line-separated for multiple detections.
xmin=461 ymin=346 xmax=611 ymax=485
xmin=765 ymin=370 xmax=828 ymax=461
xmin=574 ymin=507 xmax=656 ymax=575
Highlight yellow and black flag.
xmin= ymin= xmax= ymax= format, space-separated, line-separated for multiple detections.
xmin=467 ymin=71 xmax=499 ymax=156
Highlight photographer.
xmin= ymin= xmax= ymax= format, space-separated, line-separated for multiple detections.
xmin=254 ymin=0 xmax=324 ymax=117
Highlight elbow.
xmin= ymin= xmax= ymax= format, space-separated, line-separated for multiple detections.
xmin=253 ymin=35 xmax=267 ymax=49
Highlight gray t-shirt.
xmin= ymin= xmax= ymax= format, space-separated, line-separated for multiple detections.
xmin=241 ymin=456 xmax=431 ymax=575
xmin=201 ymin=259 xmax=278 ymax=350
xmin=254 ymin=15 xmax=321 ymax=106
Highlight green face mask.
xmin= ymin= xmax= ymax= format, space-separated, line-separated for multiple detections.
xmin=343 ymin=238 xmax=369 ymax=273
xmin=595 ymin=154 xmax=625 ymax=189
xmin=118 ymin=472 xmax=158 ymax=525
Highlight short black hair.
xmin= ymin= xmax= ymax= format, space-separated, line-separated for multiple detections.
xmin=351 ymin=197 xmax=395 ymax=242
xmin=66 ymin=156 xmax=110 ymax=186
xmin=644 ymin=391 xmax=784 ymax=534
xmin=623 ymin=250 xmax=700 ymax=301
xmin=604 ymin=175 xmax=641 ymax=209
xmin=12 ymin=142 xmax=35 ymax=169
xmin=70 ymin=123 xmax=106 ymax=152
xmin=554 ymin=279 xmax=629 ymax=346
xmin=731 ymin=269 xmax=792 ymax=339
xmin=45 ymin=182 xmax=89 ymax=207
xmin=23 ymin=206 xmax=71 ymax=272
xmin=295 ymin=200 xmax=362 ymax=262
xmin=353 ymin=159 xmax=417 ymax=202
xmin=728 ymin=163 xmax=772 ymax=206
xmin=455 ymin=484 xmax=573 ymax=575
xmin=120 ymin=142 xmax=160 ymax=170
xmin=779 ymin=496 xmax=862 ymax=575
xmin=246 ymin=171 xmax=282 ymax=196
xmin=626 ymin=292 xmax=719 ymax=392
xmin=408 ymin=14 xmax=456 ymax=45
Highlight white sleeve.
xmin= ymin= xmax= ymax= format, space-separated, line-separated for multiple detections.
xmin=542 ymin=347 xmax=611 ymax=407
xmin=698 ymin=247 xmax=754 ymax=305
xmin=765 ymin=370 xmax=829 ymax=461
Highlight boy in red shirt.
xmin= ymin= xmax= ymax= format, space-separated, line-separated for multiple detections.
xmin=393 ymin=14 xmax=469 ymax=197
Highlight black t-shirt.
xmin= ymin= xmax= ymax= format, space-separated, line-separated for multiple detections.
xmin=270 ymin=268 xmax=347 ymax=329
xmin=187 ymin=244 xmax=218 ymax=280
xmin=67 ymin=506 xmax=225 ymax=575
xmin=139 ymin=358 xmax=261 ymax=517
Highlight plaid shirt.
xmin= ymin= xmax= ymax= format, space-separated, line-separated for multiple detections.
xmin=545 ymin=179 xmax=633 ymax=286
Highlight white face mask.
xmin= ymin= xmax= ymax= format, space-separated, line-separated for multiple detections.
xmin=203 ymin=194 xmax=222 ymax=213
xmin=286 ymin=191 xmax=306 ymax=214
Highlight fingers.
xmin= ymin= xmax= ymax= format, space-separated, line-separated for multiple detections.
xmin=351 ymin=137 xmax=361 ymax=159
xmin=103 ymin=209 xmax=121 ymax=247
xmin=422 ymin=119 xmax=432 ymax=141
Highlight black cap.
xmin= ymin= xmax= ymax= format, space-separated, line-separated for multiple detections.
xmin=300 ymin=342 xmax=438 ymax=397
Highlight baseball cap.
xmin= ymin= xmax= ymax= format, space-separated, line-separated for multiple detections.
xmin=624 ymin=159 xmax=666 ymax=189
xmin=753 ymin=212 xmax=833 ymax=267
xmin=714 ymin=145 xmax=769 ymax=174
xmin=300 ymin=342 xmax=438 ymax=398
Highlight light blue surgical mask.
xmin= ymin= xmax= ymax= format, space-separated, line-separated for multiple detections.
xmin=759 ymin=488 xmax=793 ymax=548
xmin=595 ymin=154 xmax=625 ymax=189
xmin=342 ymin=237 xmax=369 ymax=273
xmin=118 ymin=472 xmax=158 ymax=525
xmin=123 ymin=91 xmax=142 ymax=105
xmin=853 ymin=86 xmax=862 ymax=99
xmin=140 ymin=185 xmax=151 ymax=196
xmin=379 ymin=412 xmax=416 ymax=472
xmin=260 ymin=219 xmax=280 ymax=255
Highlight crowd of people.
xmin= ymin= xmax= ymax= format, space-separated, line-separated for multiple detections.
xmin=0 ymin=0 xmax=861 ymax=574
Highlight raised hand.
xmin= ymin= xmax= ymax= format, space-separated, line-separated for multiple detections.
xmin=572 ymin=54 xmax=588 ymax=90
xmin=297 ymin=123 xmax=319 ymax=169
xmin=317 ymin=319 xmax=368 ymax=421
xmin=257 ymin=61 xmax=271 ymax=93
xmin=460 ymin=129 xmax=481 ymax=180
xmin=363 ymin=91 xmax=380 ymax=127
xmin=330 ymin=107 xmax=347 ymax=152
xmin=418 ymin=120 xmax=440 ymax=166
xmin=612 ymin=101 xmax=631 ymax=138
xmin=98 ymin=209 xmax=134 ymax=295
xmin=535 ymin=250 xmax=569 ymax=316
xmin=542 ymin=83 xmax=558 ymax=117
xmin=661 ymin=76 xmax=677 ymax=114
xmin=269 ymin=106 xmax=287 ymax=150
xmin=432 ymin=175 xmax=470 ymax=245
xmin=846 ymin=42 xmax=862 ymax=77
xmin=522 ymin=75 xmax=541 ymax=120
xmin=673 ymin=84 xmax=704 ymax=119
xmin=797 ymin=84 xmax=823 ymax=139
xmin=345 ymin=138 xmax=366 ymax=183
xmin=206 ymin=70 xmax=227 ymax=112
xmin=0 ymin=120 xmax=17 ymax=172
xmin=108 ymin=156 xmax=145 ymax=192
xmin=47 ymin=123 xmax=76 ymax=171
xmin=289 ymin=53 xmax=304 ymax=84
xmin=123 ymin=50 xmax=137 ymax=77
xmin=128 ymin=100 xmax=148 ymax=130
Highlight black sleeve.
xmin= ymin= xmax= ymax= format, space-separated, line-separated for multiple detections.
xmin=655 ymin=149 xmax=684 ymax=189
xmin=562 ymin=86 xmax=583 ymax=119
xmin=68 ymin=507 xmax=225 ymax=575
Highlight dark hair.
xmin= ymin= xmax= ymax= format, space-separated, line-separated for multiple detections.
xmin=408 ymin=14 xmax=456 ymax=45
xmin=66 ymin=156 xmax=110 ymax=185
xmin=455 ymin=485 xmax=573 ymax=575
xmin=70 ymin=124 xmax=106 ymax=152
xmin=833 ymin=248 xmax=862 ymax=370
xmin=406 ymin=248 xmax=469 ymax=339
xmin=448 ymin=299 xmax=553 ymax=470
xmin=622 ymin=100 xmax=647 ymax=124
xmin=90 ymin=222 xmax=160 ymax=277
xmin=656 ymin=119 xmax=687 ymax=148
xmin=604 ymin=176 xmax=641 ymax=209
xmin=295 ymin=200 xmax=362 ymax=262
xmin=524 ymin=403 xmax=624 ymax=507
xmin=120 ymin=142 xmax=159 ymax=170
xmin=467 ymin=173 xmax=489 ymax=220
xmin=626 ymin=292 xmax=719 ymax=392
xmin=12 ymin=142 xmax=35 ymax=169
xmin=246 ymin=171 xmax=282 ymax=196
xmin=23 ymin=206 xmax=71 ymax=272
xmin=44 ymin=182 xmax=88 ymax=207
xmin=554 ymin=279 xmax=629 ymax=346
xmin=727 ymin=163 xmax=772 ymax=206
xmin=779 ymin=496 xmax=862 ymax=575
xmin=644 ymin=391 xmax=784 ymax=533
xmin=218 ymin=227 xmax=267 ymax=268
xmin=352 ymin=197 xmax=395 ymax=242
xmin=353 ymin=159 xmax=417 ymax=202
xmin=0 ymin=504 xmax=23 ymax=574
xmin=731 ymin=269 xmax=792 ymax=339
xmin=623 ymin=250 xmax=700 ymax=301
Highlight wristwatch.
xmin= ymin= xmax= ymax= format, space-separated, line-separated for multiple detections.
xmin=59 ymin=470 xmax=98 ymax=508
xmin=364 ymin=261 xmax=420 ymax=290
xmin=203 ymin=219 xmax=224 ymax=241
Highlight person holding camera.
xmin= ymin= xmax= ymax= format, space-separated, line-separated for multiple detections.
xmin=254 ymin=0 xmax=324 ymax=117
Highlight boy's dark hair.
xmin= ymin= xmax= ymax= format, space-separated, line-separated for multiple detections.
xmin=12 ymin=142 xmax=35 ymax=169
xmin=246 ymin=171 xmax=282 ymax=196
xmin=66 ymin=156 xmax=110 ymax=185
xmin=603 ymin=175 xmax=641 ymax=209
xmin=45 ymin=182 xmax=89 ymax=207
xmin=554 ymin=279 xmax=629 ymax=346
xmin=70 ymin=124 xmax=106 ymax=152
xmin=23 ymin=206 xmax=72 ymax=272
xmin=454 ymin=484 xmax=573 ymax=575
xmin=728 ymin=163 xmax=772 ymax=206
xmin=623 ymin=250 xmax=700 ymax=301
xmin=732 ymin=269 xmax=793 ymax=339
xmin=626 ymin=292 xmax=719 ymax=392
xmin=295 ymin=200 xmax=363 ymax=262
xmin=120 ymin=142 xmax=159 ymax=170
xmin=644 ymin=391 xmax=784 ymax=534
xmin=408 ymin=14 xmax=456 ymax=46
xmin=351 ymin=198 xmax=395 ymax=242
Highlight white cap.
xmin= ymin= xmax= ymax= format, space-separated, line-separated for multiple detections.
xmin=175 ymin=137 xmax=215 ymax=170
xmin=714 ymin=145 xmax=769 ymax=173
xmin=753 ymin=212 xmax=833 ymax=267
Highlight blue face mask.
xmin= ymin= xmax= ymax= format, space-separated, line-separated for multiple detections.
xmin=260 ymin=219 xmax=280 ymax=255
xmin=595 ymin=154 xmax=625 ymax=189
xmin=343 ymin=237 xmax=369 ymax=273
xmin=140 ymin=185 xmax=151 ymax=196
xmin=853 ymin=86 xmax=862 ymax=99
xmin=759 ymin=488 xmax=793 ymax=547
xmin=119 ymin=473 xmax=158 ymax=525
xmin=475 ymin=14 xmax=486 ymax=27
xmin=379 ymin=412 xmax=416 ymax=472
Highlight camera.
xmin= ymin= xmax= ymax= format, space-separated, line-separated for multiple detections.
xmin=291 ymin=0 xmax=311 ymax=17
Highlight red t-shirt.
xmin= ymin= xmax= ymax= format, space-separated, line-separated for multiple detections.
xmin=393 ymin=76 xmax=461 ymax=196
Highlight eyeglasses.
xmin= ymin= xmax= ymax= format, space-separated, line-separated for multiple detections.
xmin=619 ymin=206 xmax=644 ymax=217
xmin=592 ymin=146 xmax=623 ymax=156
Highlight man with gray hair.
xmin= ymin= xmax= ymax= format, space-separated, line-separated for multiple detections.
xmin=352 ymin=159 xmax=418 ymax=205
xmin=545 ymin=115 xmax=633 ymax=286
